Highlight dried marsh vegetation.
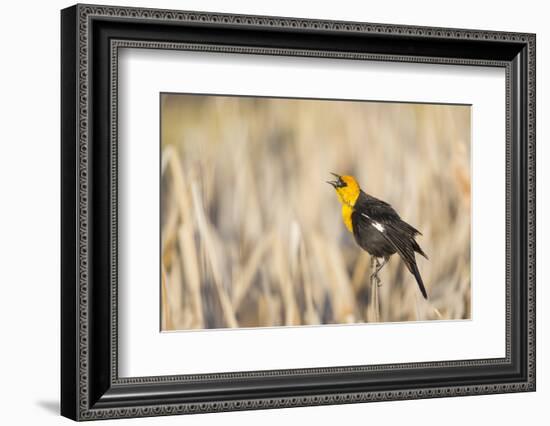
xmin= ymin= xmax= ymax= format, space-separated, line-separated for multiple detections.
xmin=160 ymin=94 xmax=471 ymax=331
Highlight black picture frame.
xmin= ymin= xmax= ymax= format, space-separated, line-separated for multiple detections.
xmin=61 ymin=4 xmax=536 ymax=421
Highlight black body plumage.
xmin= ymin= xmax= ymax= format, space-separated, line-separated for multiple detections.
xmin=351 ymin=190 xmax=429 ymax=299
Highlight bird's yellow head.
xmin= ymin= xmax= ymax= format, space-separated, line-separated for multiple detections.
xmin=327 ymin=173 xmax=361 ymax=207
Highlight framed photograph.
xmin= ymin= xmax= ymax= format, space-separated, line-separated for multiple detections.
xmin=61 ymin=4 xmax=536 ymax=421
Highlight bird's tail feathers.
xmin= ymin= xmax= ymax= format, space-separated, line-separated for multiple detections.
xmin=410 ymin=261 xmax=428 ymax=299
xmin=412 ymin=240 xmax=429 ymax=260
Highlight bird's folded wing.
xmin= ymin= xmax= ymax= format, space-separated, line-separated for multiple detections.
xmin=358 ymin=213 xmax=417 ymax=271
xmin=361 ymin=196 xmax=422 ymax=236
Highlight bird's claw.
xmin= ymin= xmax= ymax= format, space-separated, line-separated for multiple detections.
xmin=370 ymin=271 xmax=382 ymax=287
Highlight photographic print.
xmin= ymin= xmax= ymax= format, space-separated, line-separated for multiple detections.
xmin=160 ymin=94 xmax=471 ymax=331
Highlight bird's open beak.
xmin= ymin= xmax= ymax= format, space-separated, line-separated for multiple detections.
xmin=327 ymin=172 xmax=341 ymax=188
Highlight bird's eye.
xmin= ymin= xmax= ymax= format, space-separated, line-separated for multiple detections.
xmin=338 ymin=179 xmax=347 ymax=188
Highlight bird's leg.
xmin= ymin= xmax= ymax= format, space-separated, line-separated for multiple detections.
xmin=369 ymin=257 xmax=381 ymax=322
xmin=370 ymin=257 xmax=382 ymax=287
xmin=369 ymin=257 xmax=379 ymax=288
xmin=372 ymin=257 xmax=389 ymax=287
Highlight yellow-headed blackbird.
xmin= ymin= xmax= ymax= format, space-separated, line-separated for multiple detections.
xmin=328 ymin=173 xmax=428 ymax=299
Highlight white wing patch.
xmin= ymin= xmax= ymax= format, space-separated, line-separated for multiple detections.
xmin=372 ymin=221 xmax=385 ymax=233
xmin=360 ymin=212 xmax=385 ymax=232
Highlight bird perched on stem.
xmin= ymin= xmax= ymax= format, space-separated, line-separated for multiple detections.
xmin=327 ymin=173 xmax=429 ymax=299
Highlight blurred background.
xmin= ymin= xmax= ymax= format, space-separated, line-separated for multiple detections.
xmin=160 ymin=94 xmax=471 ymax=331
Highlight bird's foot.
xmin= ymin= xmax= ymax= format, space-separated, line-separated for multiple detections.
xmin=370 ymin=271 xmax=382 ymax=287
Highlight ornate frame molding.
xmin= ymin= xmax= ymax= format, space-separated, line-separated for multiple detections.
xmin=61 ymin=4 xmax=535 ymax=421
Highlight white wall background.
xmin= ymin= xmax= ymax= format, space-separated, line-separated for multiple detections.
xmin=0 ymin=0 xmax=546 ymax=424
